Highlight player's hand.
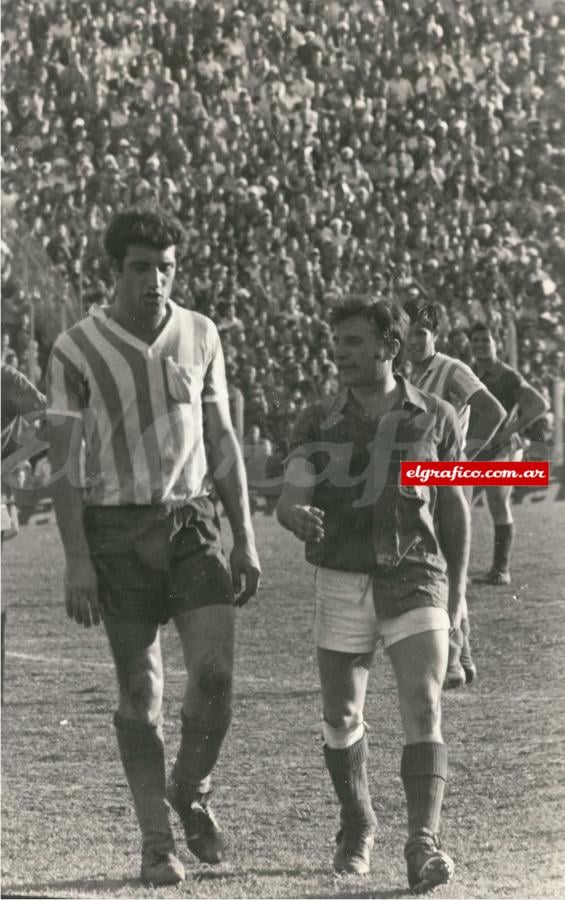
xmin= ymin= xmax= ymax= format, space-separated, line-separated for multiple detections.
xmin=64 ymin=554 xmax=102 ymax=628
xmin=230 ymin=539 xmax=261 ymax=608
xmin=448 ymin=589 xmax=464 ymax=632
xmin=288 ymin=505 xmax=325 ymax=542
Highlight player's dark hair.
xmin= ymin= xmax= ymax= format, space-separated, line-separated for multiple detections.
xmin=404 ymin=300 xmax=443 ymax=334
xmin=330 ymin=297 xmax=409 ymax=370
xmin=469 ymin=322 xmax=493 ymax=339
xmin=104 ymin=207 xmax=185 ymax=270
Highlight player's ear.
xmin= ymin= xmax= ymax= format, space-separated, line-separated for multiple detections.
xmin=388 ymin=338 xmax=401 ymax=361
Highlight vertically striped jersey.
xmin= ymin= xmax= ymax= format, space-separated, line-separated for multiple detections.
xmin=408 ymin=352 xmax=484 ymax=443
xmin=46 ymin=301 xmax=228 ymax=506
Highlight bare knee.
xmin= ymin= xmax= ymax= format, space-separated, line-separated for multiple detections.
xmin=401 ymin=686 xmax=442 ymax=743
xmin=487 ymin=488 xmax=513 ymax=524
xmin=323 ymin=701 xmax=364 ymax=732
xmin=120 ymin=668 xmax=163 ymax=723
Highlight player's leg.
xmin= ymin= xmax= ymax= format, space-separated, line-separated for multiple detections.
xmin=385 ymin=613 xmax=454 ymax=893
xmin=165 ymin=500 xmax=236 ymax=863
xmin=446 ymin=484 xmax=476 ymax=687
xmin=481 ymin=484 xmax=514 ymax=584
xmin=168 ymin=603 xmax=235 ymax=864
xmin=318 ymin=647 xmax=378 ymax=874
xmin=105 ymin=617 xmax=184 ymax=886
xmin=314 ymin=567 xmax=379 ymax=874
xmin=86 ymin=504 xmax=185 ymax=887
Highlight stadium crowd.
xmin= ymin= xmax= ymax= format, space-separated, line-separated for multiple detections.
xmin=1 ymin=0 xmax=564 ymax=452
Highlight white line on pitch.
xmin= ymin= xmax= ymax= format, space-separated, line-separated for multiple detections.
xmin=7 ymin=651 xmax=115 ymax=669
xmin=5 ymin=651 xmax=265 ymax=684
xmin=6 ymin=651 xmax=189 ymax=675
xmin=6 ymin=650 xmax=302 ymax=691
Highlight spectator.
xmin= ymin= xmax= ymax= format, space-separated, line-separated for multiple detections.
xmin=0 ymin=0 xmax=563 ymax=452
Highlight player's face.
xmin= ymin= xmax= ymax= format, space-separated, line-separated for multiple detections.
xmin=333 ymin=316 xmax=397 ymax=387
xmin=471 ymin=329 xmax=497 ymax=362
xmin=407 ymin=324 xmax=436 ymax=363
xmin=115 ymin=244 xmax=176 ymax=326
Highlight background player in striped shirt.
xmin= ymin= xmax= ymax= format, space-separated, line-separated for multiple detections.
xmin=46 ymin=208 xmax=261 ymax=887
xmin=470 ymin=322 xmax=550 ymax=585
xmin=405 ymin=302 xmax=505 ymax=689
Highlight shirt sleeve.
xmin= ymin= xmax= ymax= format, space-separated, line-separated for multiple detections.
xmin=1 ymin=364 xmax=46 ymax=419
xmin=202 ymin=324 xmax=229 ymax=405
xmin=1 ymin=364 xmax=46 ymax=458
xmin=502 ymin=369 xmax=526 ymax=408
xmin=46 ymin=336 xmax=87 ymax=419
xmin=437 ymin=400 xmax=464 ymax=462
xmin=447 ymin=360 xmax=485 ymax=407
xmin=288 ymin=405 xmax=322 ymax=457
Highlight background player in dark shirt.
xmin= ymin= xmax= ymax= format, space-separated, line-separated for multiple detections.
xmin=470 ymin=323 xmax=549 ymax=585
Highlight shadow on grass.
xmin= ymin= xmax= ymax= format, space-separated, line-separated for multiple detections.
xmin=234 ymin=688 xmax=322 ymax=701
xmin=302 ymin=888 xmax=407 ymax=899
xmin=1 ymin=876 xmax=137 ymax=897
xmin=193 ymin=866 xmax=329 ymax=880
xmin=194 ymin=869 xmax=408 ymax=898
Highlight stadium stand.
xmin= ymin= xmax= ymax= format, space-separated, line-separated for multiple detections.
xmin=1 ymin=0 xmax=564 ymax=456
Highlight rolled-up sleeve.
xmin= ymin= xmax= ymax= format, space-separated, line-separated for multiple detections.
xmin=46 ymin=337 xmax=87 ymax=420
xmin=438 ymin=400 xmax=464 ymax=462
xmin=202 ymin=325 xmax=229 ymax=405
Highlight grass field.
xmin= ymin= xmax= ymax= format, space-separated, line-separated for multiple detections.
xmin=2 ymin=494 xmax=565 ymax=900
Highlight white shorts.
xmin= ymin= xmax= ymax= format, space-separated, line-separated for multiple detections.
xmin=314 ymin=566 xmax=450 ymax=654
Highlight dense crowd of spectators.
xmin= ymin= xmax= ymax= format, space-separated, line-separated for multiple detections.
xmin=2 ymin=0 xmax=564 ymax=451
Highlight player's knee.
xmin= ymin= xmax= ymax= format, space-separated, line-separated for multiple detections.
xmin=322 ymin=715 xmax=365 ymax=749
xmin=123 ymin=668 xmax=163 ymax=720
xmin=323 ymin=705 xmax=363 ymax=733
xmin=487 ymin=489 xmax=512 ymax=522
xmin=197 ymin=661 xmax=233 ymax=701
xmin=411 ymin=689 xmax=441 ymax=735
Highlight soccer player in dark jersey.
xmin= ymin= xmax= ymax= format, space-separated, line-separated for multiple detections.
xmin=469 ymin=323 xmax=549 ymax=585
xmin=277 ymin=299 xmax=470 ymax=894
xmin=46 ymin=209 xmax=261 ymax=887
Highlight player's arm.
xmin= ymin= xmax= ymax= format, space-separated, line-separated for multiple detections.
xmin=48 ymin=415 xmax=101 ymax=628
xmin=496 ymin=383 xmax=550 ymax=447
xmin=204 ymin=397 xmax=261 ymax=607
xmin=203 ymin=328 xmax=260 ymax=606
xmin=436 ymin=483 xmax=470 ymax=631
xmin=466 ymin=386 xmax=505 ymax=459
xmin=436 ymin=400 xmax=470 ymax=630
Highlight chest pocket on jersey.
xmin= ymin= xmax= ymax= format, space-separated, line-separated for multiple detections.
xmin=164 ymin=358 xmax=203 ymax=404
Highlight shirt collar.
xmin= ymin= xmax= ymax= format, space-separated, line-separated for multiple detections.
xmin=88 ymin=299 xmax=178 ymax=325
xmin=88 ymin=300 xmax=177 ymax=351
xmin=327 ymin=374 xmax=428 ymax=416
xmin=474 ymin=358 xmax=499 ymax=378
xmin=419 ymin=351 xmax=445 ymax=373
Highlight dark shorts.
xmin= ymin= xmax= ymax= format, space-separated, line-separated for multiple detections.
xmin=84 ymin=497 xmax=234 ymax=625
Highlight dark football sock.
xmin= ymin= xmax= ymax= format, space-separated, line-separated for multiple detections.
xmin=171 ymin=710 xmax=232 ymax=801
xmin=401 ymin=742 xmax=447 ymax=844
xmin=114 ymin=712 xmax=174 ymax=852
xmin=323 ymin=733 xmax=377 ymax=830
xmin=493 ymin=523 xmax=514 ymax=573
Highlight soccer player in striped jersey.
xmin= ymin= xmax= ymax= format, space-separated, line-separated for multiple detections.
xmin=469 ymin=322 xmax=549 ymax=585
xmin=405 ymin=302 xmax=505 ymax=688
xmin=46 ymin=208 xmax=261 ymax=887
